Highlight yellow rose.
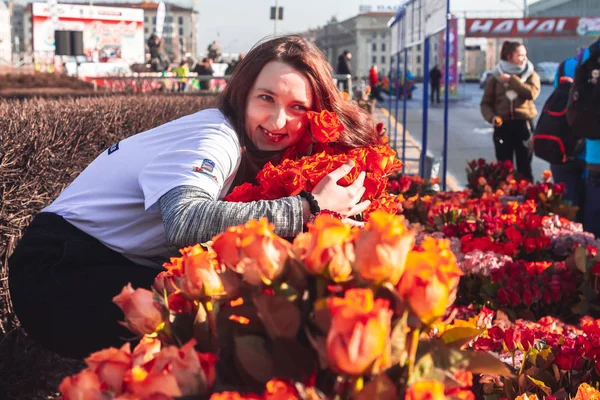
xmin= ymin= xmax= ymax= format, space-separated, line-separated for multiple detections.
xmin=354 ymin=211 xmax=415 ymax=285
xmin=405 ymin=380 xmax=446 ymax=400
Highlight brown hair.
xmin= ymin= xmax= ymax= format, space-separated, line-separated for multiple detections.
xmin=219 ymin=35 xmax=378 ymax=149
xmin=500 ymin=41 xmax=524 ymax=61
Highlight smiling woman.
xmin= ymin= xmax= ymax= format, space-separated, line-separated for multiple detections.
xmin=8 ymin=34 xmax=381 ymax=359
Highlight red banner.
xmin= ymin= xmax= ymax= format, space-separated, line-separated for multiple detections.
xmin=465 ymin=17 xmax=600 ymax=38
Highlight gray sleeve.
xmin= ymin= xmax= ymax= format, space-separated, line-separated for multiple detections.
xmin=159 ymin=185 xmax=305 ymax=249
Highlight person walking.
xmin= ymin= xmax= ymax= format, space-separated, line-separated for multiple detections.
xmin=368 ymin=64 xmax=384 ymax=102
xmin=429 ymin=65 xmax=442 ymax=104
xmin=481 ymin=41 xmax=540 ymax=181
xmin=336 ymin=50 xmax=352 ymax=92
xmin=173 ymin=60 xmax=189 ymax=92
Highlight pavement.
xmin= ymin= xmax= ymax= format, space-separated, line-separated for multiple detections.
xmin=373 ymin=82 xmax=555 ymax=190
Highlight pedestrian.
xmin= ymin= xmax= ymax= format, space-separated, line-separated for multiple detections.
xmin=368 ymin=64 xmax=384 ymax=102
xmin=173 ymin=60 xmax=189 ymax=92
xmin=336 ymin=50 xmax=352 ymax=92
xmin=429 ymin=65 xmax=442 ymax=104
xmin=568 ymin=37 xmax=600 ymax=236
xmin=8 ymin=35 xmax=379 ymax=359
xmin=193 ymin=57 xmax=213 ymax=90
xmin=480 ymin=41 xmax=540 ymax=181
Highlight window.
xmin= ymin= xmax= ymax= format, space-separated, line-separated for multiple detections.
xmin=165 ymin=38 xmax=172 ymax=45
xmin=417 ymin=44 xmax=421 ymax=51
xmin=372 ymin=42 xmax=377 ymax=51
xmin=381 ymin=33 xmax=386 ymax=39
xmin=165 ymin=16 xmax=174 ymax=23
xmin=179 ymin=16 xmax=184 ymax=25
xmin=152 ymin=17 xmax=156 ymax=24
xmin=381 ymin=43 xmax=386 ymax=51
xmin=372 ymin=32 xmax=377 ymax=39
xmin=372 ymin=56 xmax=377 ymax=64
xmin=144 ymin=16 xmax=148 ymax=23
xmin=417 ymin=68 xmax=422 ymax=77
xmin=417 ymin=55 xmax=421 ymax=64
xmin=381 ymin=55 xmax=386 ymax=64
xmin=164 ymin=26 xmax=173 ymax=34
xmin=144 ymin=27 xmax=148 ymax=34
xmin=179 ymin=27 xmax=184 ymax=36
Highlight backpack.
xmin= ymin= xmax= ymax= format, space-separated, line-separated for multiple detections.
xmin=533 ymin=61 xmax=584 ymax=164
xmin=566 ymin=41 xmax=600 ymax=138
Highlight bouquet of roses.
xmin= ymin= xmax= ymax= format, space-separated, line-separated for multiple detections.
xmin=225 ymin=110 xmax=404 ymax=220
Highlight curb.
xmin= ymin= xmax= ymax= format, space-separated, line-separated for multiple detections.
xmin=378 ymin=107 xmax=462 ymax=192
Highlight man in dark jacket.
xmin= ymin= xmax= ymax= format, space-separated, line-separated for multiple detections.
xmin=336 ymin=50 xmax=352 ymax=92
xmin=429 ymin=65 xmax=442 ymax=104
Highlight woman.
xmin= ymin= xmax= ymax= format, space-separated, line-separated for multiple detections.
xmin=8 ymin=35 xmax=378 ymax=359
xmin=481 ymin=41 xmax=540 ymax=181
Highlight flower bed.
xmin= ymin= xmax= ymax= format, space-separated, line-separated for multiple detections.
xmin=57 ymin=132 xmax=600 ymax=400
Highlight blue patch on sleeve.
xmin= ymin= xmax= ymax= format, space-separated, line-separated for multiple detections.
xmin=108 ymin=142 xmax=120 ymax=155
xmin=201 ymin=159 xmax=216 ymax=173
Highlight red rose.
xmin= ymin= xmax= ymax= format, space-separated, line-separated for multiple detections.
xmin=306 ymin=110 xmax=344 ymax=143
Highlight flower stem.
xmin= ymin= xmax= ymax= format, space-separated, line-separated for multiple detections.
xmin=407 ymin=327 xmax=421 ymax=378
xmin=203 ymin=300 xmax=219 ymax=355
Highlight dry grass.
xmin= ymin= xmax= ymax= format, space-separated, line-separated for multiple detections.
xmin=0 ymin=93 xmax=218 ymax=398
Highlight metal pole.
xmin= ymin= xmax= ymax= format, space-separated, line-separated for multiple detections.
xmin=523 ymin=0 xmax=528 ymax=17
xmin=274 ymin=0 xmax=278 ymax=35
xmin=402 ymin=46 xmax=408 ymax=172
xmin=421 ymin=36 xmax=430 ymax=178
xmin=394 ymin=53 xmax=401 ymax=153
xmin=442 ymin=1 xmax=451 ymax=191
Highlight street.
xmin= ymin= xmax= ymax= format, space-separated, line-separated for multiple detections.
xmin=382 ymin=82 xmax=555 ymax=188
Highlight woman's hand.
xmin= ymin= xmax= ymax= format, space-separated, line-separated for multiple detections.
xmin=493 ymin=116 xmax=503 ymax=128
xmin=311 ymin=160 xmax=371 ymax=222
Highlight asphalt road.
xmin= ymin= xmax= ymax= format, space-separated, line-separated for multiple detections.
xmin=382 ymin=82 xmax=554 ymax=188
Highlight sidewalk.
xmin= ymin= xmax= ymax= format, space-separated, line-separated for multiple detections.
xmin=372 ymin=105 xmax=462 ymax=191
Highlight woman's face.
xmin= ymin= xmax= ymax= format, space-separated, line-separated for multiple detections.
xmin=245 ymin=61 xmax=314 ymax=151
xmin=508 ymin=45 xmax=527 ymax=66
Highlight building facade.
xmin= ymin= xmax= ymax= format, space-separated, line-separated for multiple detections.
xmin=310 ymin=11 xmax=396 ymax=79
xmin=19 ymin=1 xmax=198 ymax=65
xmin=0 ymin=1 xmax=11 ymax=64
xmin=525 ymin=0 xmax=600 ymax=63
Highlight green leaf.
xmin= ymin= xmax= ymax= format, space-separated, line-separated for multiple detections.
xmin=575 ymin=245 xmax=588 ymax=273
xmin=441 ymin=327 xmax=483 ymax=348
xmin=253 ymin=294 xmax=301 ymax=340
xmin=527 ymin=376 xmax=552 ymax=396
xmin=462 ymin=351 xmax=513 ymax=377
xmin=352 ymin=373 xmax=397 ymax=400
xmin=234 ymin=335 xmax=276 ymax=385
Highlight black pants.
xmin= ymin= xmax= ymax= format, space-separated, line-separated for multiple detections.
xmin=493 ymin=119 xmax=533 ymax=181
xmin=430 ymin=84 xmax=440 ymax=104
xmin=8 ymin=213 xmax=158 ymax=359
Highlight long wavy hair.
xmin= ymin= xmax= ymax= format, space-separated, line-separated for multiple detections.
xmin=219 ymin=35 xmax=378 ymax=149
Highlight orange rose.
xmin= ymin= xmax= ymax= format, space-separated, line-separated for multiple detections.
xmin=112 ymin=284 xmax=163 ymax=336
xmin=397 ymin=237 xmax=463 ymax=326
xmin=268 ymin=168 xmax=308 ymax=197
xmin=306 ymin=110 xmax=344 ymax=143
xmin=574 ymin=383 xmax=600 ymax=400
xmin=303 ymin=157 xmax=335 ymax=187
xmin=148 ymin=339 xmax=213 ymax=395
xmin=85 ymin=344 xmax=132 ymax=395
xmin=292 ymin=214 xmax=354 ymax=282
xmin=514 ymin=395 xmax=539 ymax=400
xmin=132 ymin=337 xmax=161 ymax=367
xmin=363 ymin=192 xmax=402 ymax=220
xmin=180 ymin=244 xmax=224 ymax=299
xmin=542 ymin=169 xmax=552 ymax=183
xmin=354 ymin=211 xmax=414 ymax=285
xmin=210 ymin=392 xmax=262 ymax=400
xmin=125 ymin=366 xmax=182 ymax=398
xmin=212 ymin=218 xmax=291 ymax=286
xmin=59 ymin=370 xmax=105 ymax=400
xmin=366 ymin=145 xmax=402 ymax=176
xmin=326 ymin=288 xmax=392 ymax=375
xmin=405 ymin=380 xmax=446 ymax=400
xmin=153 ymin=270 xmax=179 ymax=295
xmin=264 ymin=379 xmax=299 ymax=400
xmin=363 ymin=172 xmax=388 ymax=200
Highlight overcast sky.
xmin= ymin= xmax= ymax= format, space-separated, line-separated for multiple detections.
xmin=190 ymin=0 xmax=541 ymax=55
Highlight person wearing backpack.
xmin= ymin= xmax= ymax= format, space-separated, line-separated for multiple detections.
xmin=567 ymin=38 xmax=600 ymax=237
xmin=481 ymin=41 xmax=540 ymax=181
xmin=533 ymin=55 xmax=585 ymax=221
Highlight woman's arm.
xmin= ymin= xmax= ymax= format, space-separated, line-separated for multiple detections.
xmin=507 ymin=72 xmax=541 ymax=101
xmin=480 ymin=77 xmax=497 ymax=123
xmin=159 ymin=185 xmax=306 ymax=249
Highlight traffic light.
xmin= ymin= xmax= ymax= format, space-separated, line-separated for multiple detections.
xmin=270 ymin=6 xmax=283 ymax=20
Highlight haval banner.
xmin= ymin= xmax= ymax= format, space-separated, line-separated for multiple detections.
xmin=465 ymin=17 xmax=600 ymax=38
